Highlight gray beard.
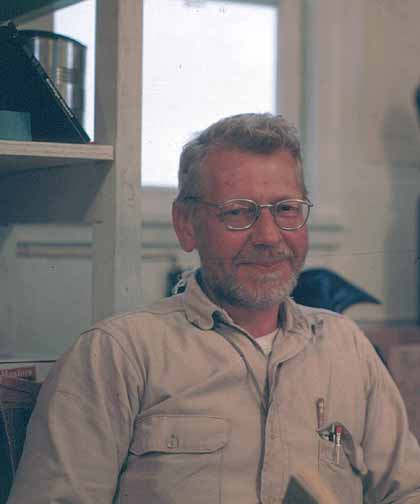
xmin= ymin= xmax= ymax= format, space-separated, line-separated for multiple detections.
xmin=202 ymin=267 xmax=299 ymax=310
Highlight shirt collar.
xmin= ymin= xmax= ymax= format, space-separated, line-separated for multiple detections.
xmin=281 ymin=297 xmax=311 ymax=334
xmin=182 ymin=270 xmax=228 ymax=330
xmin=182 ymin=268 xmax=312 ymax=336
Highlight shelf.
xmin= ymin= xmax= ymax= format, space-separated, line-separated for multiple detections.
xmin=0 ymin=140 xmax=114 ymax=174
xmin=0 ymin=0 xmax=83 ymax=23
xmin=0 ymin=141 xmax=114 ymax=223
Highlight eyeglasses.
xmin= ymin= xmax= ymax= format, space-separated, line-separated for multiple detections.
xmin=185 ymin=197 xmax=313 ymax=231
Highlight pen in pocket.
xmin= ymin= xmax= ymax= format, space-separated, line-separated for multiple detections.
xmin=334 ymin=424 xmax=342 ymax=465
xmin=316 ymin=397 xmax=325 ymax=428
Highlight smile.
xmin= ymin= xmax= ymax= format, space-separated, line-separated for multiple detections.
xmin=239 ymin=260 xmax=286 ymax=270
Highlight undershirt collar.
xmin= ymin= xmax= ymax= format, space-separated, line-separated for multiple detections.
xmin=253 ymin=328 xmax=279 ymax=356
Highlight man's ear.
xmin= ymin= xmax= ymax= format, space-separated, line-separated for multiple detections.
xmin=172 ymin=202 xmax=197 ymax=252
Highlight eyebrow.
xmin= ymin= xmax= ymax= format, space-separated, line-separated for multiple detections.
xmin=222 ymin=195 xmax=305 ymax=202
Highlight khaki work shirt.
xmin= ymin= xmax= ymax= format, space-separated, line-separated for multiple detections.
xmin=8 ymin=271 xmax=420 ymax=503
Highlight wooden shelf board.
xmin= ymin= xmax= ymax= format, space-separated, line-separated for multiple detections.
xmin=0 ymin=140 xmax=114 ymax=173
xmin=0 ymin=0 xmax=83 ymax=23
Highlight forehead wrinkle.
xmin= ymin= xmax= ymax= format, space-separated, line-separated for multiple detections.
xmin=201 ymin=148 xmax=302 ymax=202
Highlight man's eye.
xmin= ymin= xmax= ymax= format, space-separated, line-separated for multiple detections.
xmin=277 ymin=202 xmax=300 ymax=214
xmin=222 ymin=207 xmax=246 ymax=218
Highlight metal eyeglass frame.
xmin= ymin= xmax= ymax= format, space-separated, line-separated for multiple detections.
xmin=184 ymin=197 xmax=314 ymax=231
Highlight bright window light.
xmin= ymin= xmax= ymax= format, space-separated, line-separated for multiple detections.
xmin=142 ymin=0 xmax=278 ymax=187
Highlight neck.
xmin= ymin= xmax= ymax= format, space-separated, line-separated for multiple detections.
xmin=223 ymin=303 xmax=280 ymax=338
xmin=196 ymin=270 xmax=283 ymax=338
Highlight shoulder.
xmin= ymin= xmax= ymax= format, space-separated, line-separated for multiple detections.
xmin=294 ymin=302 xmax=386 ymax=388
xmin=295 ymin=302 xmax=363 ymax=335
xmin=294 ymin=302 xmax=378 ymax=359
xmin=88 ymin=293 xmax=186 ymax=335
xmin=48 ymin=295 xmax=189 ymax=389
xmin=70 ymin=294 xmax=191 ymax=363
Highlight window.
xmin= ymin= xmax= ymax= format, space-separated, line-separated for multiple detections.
xmin=142 ymin=0 xmax=278 ymax=187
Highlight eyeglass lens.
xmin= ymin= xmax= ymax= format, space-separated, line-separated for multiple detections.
xmin=220 ymin=200 xmax=309 ymax=230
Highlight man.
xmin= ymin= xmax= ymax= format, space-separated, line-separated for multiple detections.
xmin=8 ymin=113 xmax=420 ymax=503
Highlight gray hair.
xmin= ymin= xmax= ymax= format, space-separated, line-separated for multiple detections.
xmin=174 ymin=112 xmax=307 ymax=203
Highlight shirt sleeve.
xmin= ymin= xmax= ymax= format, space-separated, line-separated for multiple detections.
xmin=357 ymin=332 xmax=420 ymax=503
xmin=7 ymin=326 xmax=144 ymax=504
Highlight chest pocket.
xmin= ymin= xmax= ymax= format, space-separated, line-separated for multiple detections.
xmin=318 ymin=422 xmax=367 ymax=503
xmin=116 ymin=415 xmax=230 ymax=504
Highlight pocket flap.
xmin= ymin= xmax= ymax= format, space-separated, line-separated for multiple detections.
xmin=130 ymin=415 xmax=230 ymax=455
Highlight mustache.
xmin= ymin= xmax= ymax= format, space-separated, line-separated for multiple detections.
xmin=234 ymin=247 xmax=295 ymax=265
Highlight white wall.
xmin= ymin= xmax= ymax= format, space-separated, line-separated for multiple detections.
xmin=0 ymin=225 xmax=92 ymax=357
xmin=303 ymin=0 xmax=420 ymax=323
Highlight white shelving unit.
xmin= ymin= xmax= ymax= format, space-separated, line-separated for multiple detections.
xmin=0 ymin=0 xmax=143 ymax=354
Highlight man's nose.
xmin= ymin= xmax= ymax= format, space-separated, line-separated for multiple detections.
xmin=250 ymin=207 xmax=283 ymax=246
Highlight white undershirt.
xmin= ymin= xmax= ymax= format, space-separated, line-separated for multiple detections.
xmin=253 ymin=329 xmax=278 ymax=356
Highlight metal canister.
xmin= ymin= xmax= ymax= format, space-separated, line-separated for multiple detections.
xmin=20 ymin=30 xmax=87 ymax=126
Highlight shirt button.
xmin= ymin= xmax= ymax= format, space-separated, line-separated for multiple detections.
xmin=167 ymin=433 xmax=179 ymax=449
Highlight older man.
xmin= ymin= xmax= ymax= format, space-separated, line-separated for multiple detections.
xmin=8 ymin=113 xmax=420 ymax=503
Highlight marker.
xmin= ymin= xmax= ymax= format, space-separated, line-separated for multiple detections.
xmin=334 ymin=424 xmax=343 ymax=465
